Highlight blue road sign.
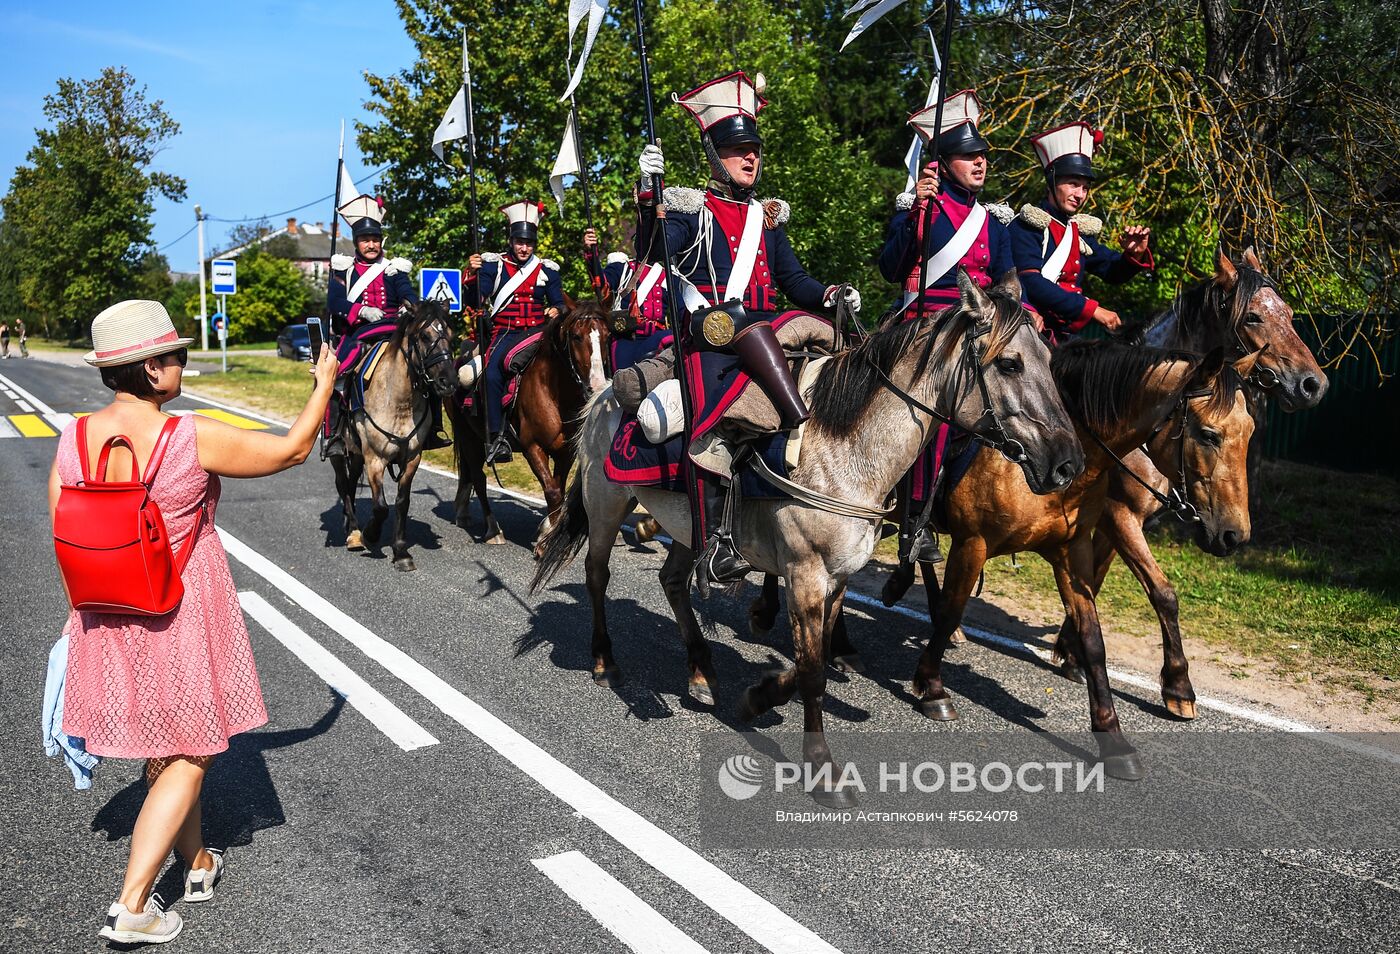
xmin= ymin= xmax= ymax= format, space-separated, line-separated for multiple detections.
xmin=209 ymin=312 xmax=227 ymax=333
xmin=420 ymin=267 xmax=462 ymax=313
xmin=211 ymin=259 xmax=237 ymax=295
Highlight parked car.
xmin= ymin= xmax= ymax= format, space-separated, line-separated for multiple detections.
xmin=276 ymin=323 xmax=311 ymax=360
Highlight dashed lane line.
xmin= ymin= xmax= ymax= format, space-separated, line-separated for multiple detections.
xmin=238 ymin=591 xmax=439 ymax=752
xmin=534 ymin=850 xmax=714 ymax=954
xmin=218 ymin=527 xmax=844 ymax=954
xmin=0 ymin=371 xmax=73 ymax=432
xmin=9 ymin=414 xmax=55 ymax=438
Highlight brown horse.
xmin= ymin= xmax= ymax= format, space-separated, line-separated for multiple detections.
xmin=450 ymin=299 xmax=611 ymax=553
xmin=513 ymin=299 xmax=612 ymax=555
xmin=1045 ymin=249 xmax=1326 ymax=716
xmin=912 ymin=340 xmax=1261 ymax=777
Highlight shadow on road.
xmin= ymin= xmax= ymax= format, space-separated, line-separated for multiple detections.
xmin=90 ymin=692 xmax=345 ymax=899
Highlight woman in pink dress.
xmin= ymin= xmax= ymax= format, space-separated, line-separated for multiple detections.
xmin=48 ymin=300 xmax=337 ymax=945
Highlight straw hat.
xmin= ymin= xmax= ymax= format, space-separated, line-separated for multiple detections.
xmin=84 ymin=300 xmax=194 ymax=368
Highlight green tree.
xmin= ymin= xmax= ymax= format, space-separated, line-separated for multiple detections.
xmin=1 ymin=67 xmax=186 ymax=338
xmin=224 ymin=249 xmax=311 ymax=342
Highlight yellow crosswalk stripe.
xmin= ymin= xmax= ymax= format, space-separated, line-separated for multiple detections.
xmin=192 ymin=408 xmax=268 ymax=430
xmin=10 ymin=414 xmax=56 ymax=437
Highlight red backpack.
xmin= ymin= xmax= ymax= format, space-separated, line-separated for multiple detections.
xmin=53 ymin=416 xmax=204 ymax=616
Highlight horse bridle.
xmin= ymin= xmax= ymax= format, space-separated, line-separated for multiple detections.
xmin=1086 ymin=385 xmax=1214 ymax=524
xmin=862 ymin=306 xmax=1033 ymax=466
xmin=358 ymin=314 xmax=455 ymax=473
xmin=559 ymin=315 xmax=611 ymax=393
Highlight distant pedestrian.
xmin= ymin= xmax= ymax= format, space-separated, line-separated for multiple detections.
xmin=48 ymin=300 xmax=337 ymax=945
xmin=1 ymin=320 xmax=10 ymax=358
xmin=16 ymin=319 xmax=28 ymax=357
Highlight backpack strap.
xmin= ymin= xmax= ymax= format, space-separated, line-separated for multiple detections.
xmin=94 ymin=434 xmax=140 ymax=483
xmin=76 ymin=415 xmax=92 ymax=482
xmin=141 ymin=417 xmax=182 ymax=488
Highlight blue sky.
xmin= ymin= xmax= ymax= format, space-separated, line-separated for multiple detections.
xmin=0 ymin=2 xmax=418 ymax=267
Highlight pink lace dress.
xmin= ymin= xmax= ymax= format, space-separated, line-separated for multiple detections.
xmin=58 ymin=414 xmax=267 ymax=758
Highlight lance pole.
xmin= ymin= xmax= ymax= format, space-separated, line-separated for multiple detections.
xmin=913 ymin=1 xmax=957 ymax=330
xmin=570 ymin=95 xmax=604 ymax=298
xmin=463 ymin=28 xmax=481 ymax=259
xmin=328 ymin=120 xmax=346 ymax=327
xmin=631 ymin=0 xmax=700 ymax=544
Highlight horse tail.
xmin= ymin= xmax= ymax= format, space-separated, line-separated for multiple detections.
xmin=447 ymin=395 xmax=466 ymax=473
xmin=531 ymin=474 xmax=588 ymax=593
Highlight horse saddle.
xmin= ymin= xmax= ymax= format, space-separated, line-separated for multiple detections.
xmin=347 ymin=341 xmax=390 ymax=413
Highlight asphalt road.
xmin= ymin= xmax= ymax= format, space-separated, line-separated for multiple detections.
xmin=2 ymin=356 xmax=1396 ymax=953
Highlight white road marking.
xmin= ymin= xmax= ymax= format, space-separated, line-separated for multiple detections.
xmin=181 ymin=389 xmax=294 ymax=427
xmin=218 ymin=528 xmax=843 ymax=954
xmin=238 ymin=591 xmax=439 ymax=752
xmin=0 ymin=417 xmax=18 ymax=438
xmin=14 ymin=399 xmax=30 ymax=412
xmin=0 ymin=372 xmax=74 ymax=431
xmin=534 ymin=850 xmax=713 ymax=954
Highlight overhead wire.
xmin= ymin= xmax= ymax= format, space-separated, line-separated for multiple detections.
xmin=205 ymin=166 xmax=389 ymax=223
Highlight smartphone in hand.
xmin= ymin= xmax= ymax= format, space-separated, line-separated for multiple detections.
xmin=306 ymin=317 xmax=325 ymax=362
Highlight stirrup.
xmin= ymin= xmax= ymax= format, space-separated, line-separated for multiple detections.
xmin=909 ymin=528 xmax=944 ymax=564
xmin=424 ymin=430 xmax=453 ymax=451
xmin=694 ymin=533 xmax=753 ymax=600
xmin=486 ymin=432 xmax=513 ymax=464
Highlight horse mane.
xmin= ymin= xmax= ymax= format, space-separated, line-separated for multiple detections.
xmin=391 ymin=298 xmax=443 ymax=348
xmin=808 ymin=285 xmax=1025 ymax=437
xmin=1050 ymin=338 xmax=1199 ymax=435
xmin=543 ymin=299 xmax=608 ymax=354
xmin=1123 ymin=264 xmax=1271 ymax=349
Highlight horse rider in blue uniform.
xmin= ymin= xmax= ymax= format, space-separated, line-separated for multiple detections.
xmin=465 ymin=200 xmax=564 ymax=464
xmin=583 ymin=227 xmax=672 ymax=372
xmin=878 ymin=90 xmax=1025 ymax=565
xmin=326 ymin=195 xmax=450 ymax=453
xmin=634 ymin=70 xmax=861 ymax=595
xmin=1008 ymin=121 xmax=1154 ymax=344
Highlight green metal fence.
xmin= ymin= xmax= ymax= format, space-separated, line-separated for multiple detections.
xmin=1261 ymin=315 xmax=1399 ymax=478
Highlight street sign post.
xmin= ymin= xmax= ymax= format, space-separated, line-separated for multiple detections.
xmin=420 ymin=267 xmax=463 ymax=313
xmin=216 ymin=297 xmax=229 ymax=372
xmin=211 ymin=259 xmax=237 ymax=296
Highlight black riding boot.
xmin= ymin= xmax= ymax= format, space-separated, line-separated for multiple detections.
xmin=424 ymin=397 xmax=452 ymax=451
xmin=909 ymin=528 xmax=944 ymax=564
xmin=323 ymin=380 xmax=348 ymax=458
xmin=486 ymin=430 xmax=513 ymax=464
xmin=732 ymin=321 xmax=809 ymax=428
xmin=694 ymin=476 xmax=752 ymax=599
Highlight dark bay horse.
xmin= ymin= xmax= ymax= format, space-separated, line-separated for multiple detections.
xmin=331 ymin=300 xmax=457 ymax=571
xmin=514 ymin=299 xmax=611 ymax=556
xmin=449 ymin=299 xmax=610 ymax=551
xmin=533 ymin=271 xmax=1083 ymax=805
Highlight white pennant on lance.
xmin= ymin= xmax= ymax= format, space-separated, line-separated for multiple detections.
xmin=550 ymin=109 xmax=580 ymax=212
xmin=560 ymin=0 xmax=608 ymax=102
xmin=432 ymin=86 xmax=469 ymax=163
xmin=902 ymin=27 xmax=941 ymax=193
xmin=840 ymin=0 xmax=914 ymax=51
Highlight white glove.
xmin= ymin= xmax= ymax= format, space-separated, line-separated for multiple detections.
xmin=358 ymin=306 xmax=385 ymax=322
xmin=638 ymin=143 xmax=665 ymax=178
xmin=823 ymin=285 xmax=862 ymax=313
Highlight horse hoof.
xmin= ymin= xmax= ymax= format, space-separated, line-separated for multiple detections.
xmin=394 ymin=557 xmax=416 ymax=573
xmin=634 ymin=518 xmax=659 ymax=544
xmin=810 ymin=784 xmax=858 ymax=810
xmin=1163 ymin=696 xmax=1198 ymax=720
xmin=832 ymin=654 xmax=865 ymax=674
xmin=486 ymin=533 xmax=507 ymax=546
xmin=688 ymin=679 xmax=716 ymax=707
xmin=592 ymin=665 xmax=623 ymax=688
xmin=950 ymin=626 xmax=968 ymax=645
xmin=1101 ymin=751 xmax=1145 ymax=781
xmin=346 ymin=531 xmax=364 ymax=551
xmin=1057 ymin=661 xmax=1087 ymax=684
xmin=918 ymin=696 xmax=960 ymax=721
xmin=737 ymin=687 xmax=765 ymax=723
xmin=748 ymin=616 xmax=773 ymax=639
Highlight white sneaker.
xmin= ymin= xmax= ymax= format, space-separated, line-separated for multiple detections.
xmin=184 ymin=848 xmax=224 ymax=902
xmin=98 ymin=894 xmax=183 ymax=944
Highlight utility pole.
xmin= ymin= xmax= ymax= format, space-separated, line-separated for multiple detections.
xmin=195 ymin=205 xmax=208 ymax=351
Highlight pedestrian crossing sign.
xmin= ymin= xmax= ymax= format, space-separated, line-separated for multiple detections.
xmin=420 ymin=267 xmax=462 ymax=313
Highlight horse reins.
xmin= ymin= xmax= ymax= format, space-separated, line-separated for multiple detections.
xmin=1084 ymin=385 xmax=1214 ymax=524
xmin=357 ymin=314 xmax=455 ymax=480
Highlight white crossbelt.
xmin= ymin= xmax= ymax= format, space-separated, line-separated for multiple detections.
xmin=490 ymin=256 xmax=542 ymax=316
xmin=346 ymin=261 xmax=388 ymax=304
xmin=922 ymin=202 xmax=988 ymax=290
xmin=1040 ymin=219 xmax=1077 ymax=285
xmin=722 ymin=199 xmax=765 ymax=301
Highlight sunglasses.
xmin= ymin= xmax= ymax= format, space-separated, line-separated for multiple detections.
xmin=162 ymin=348 xmax=189 ymax=367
